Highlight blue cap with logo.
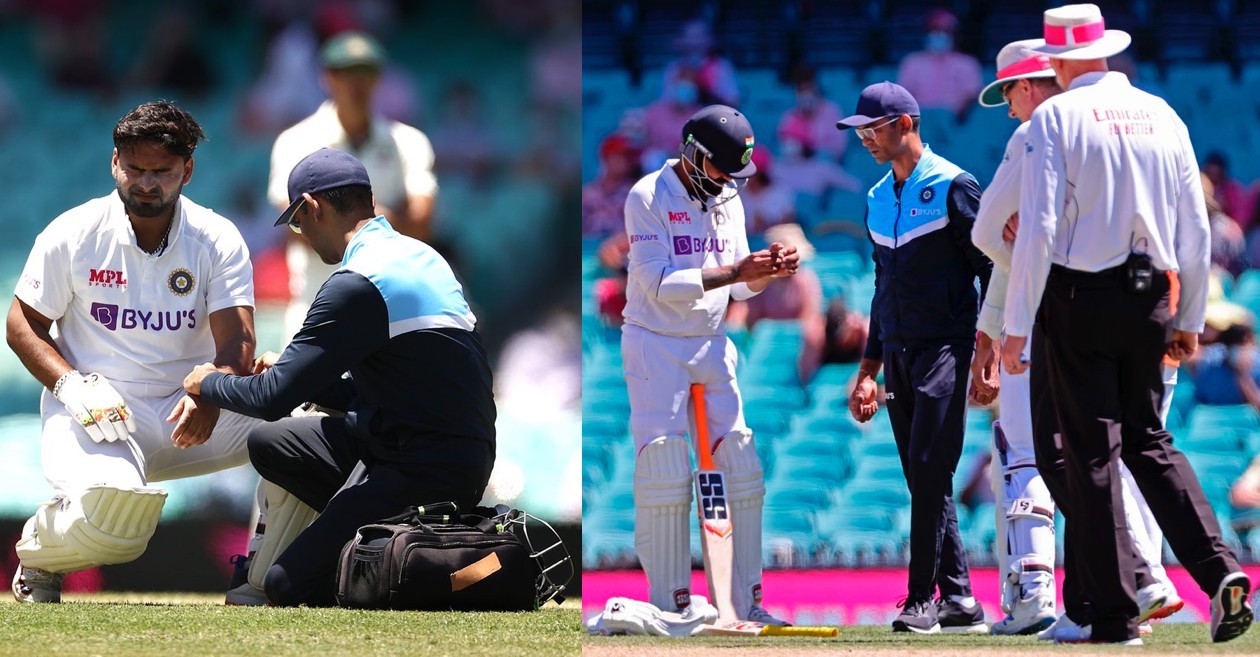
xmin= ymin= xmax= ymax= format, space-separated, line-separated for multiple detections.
xmin=274 ymin=148 xmax=372 ymax=227
xmin=835 ymin=81 xmax=921 ymax=130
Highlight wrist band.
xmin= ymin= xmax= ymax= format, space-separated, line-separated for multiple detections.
xmin=53 ymin=370 xmax=79 ymax=398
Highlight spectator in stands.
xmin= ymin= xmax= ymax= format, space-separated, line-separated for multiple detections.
xmin=820 ymin=295 xmax=870 ymax=365
xmin=662 ymin=20 xmax=740 ymax=107
xmin=896 ymin=8 xmax=982 ymax=123
xmin=641 ymin=74 xmax=702 ymax=167
xmin=1108 ymin=52 xmax=1165 ymax=98
xmin=582 ymin=133 xmax=641 ymax=238
xmin=778 ymin=65 xmax=849 ymax=161
xmin=592 ymin=232 xmax=630 ymax=327
xmin=238 ymin=18 xmax=326 ymax=135
xmin=1204 ymin=151 xmax=1256 ymax=232
xmin=1188 ymin=313 xmax=1260 ymax=408
xmin=125 ymin=7 xmax=215 ymax=98
xmin=429 ymin=81 xmax=496 ymax=181
xmin=741 ymin=147 xmax=797 ymax=236
xmin=1201 ymin=172 xmax=1249 ymax=278
xmin=31 ymin=0 xmax=114 ymax=96
xmin=268 ymin=30 xmax=438 ymax=338
xmin=772 ymin=130 xmax=862 ymax=218
xmin=726 ymin=224 xmax=825 ymax=384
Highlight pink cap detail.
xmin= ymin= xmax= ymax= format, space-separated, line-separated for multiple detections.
xmin=996 ymin=54 xmax=1052 ymax=80
xmin=1045 ymin=19 xmax=1106 ymax=46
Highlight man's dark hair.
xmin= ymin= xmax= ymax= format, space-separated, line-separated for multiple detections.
xmin=113 ymin=101 xmax=206 ymax=159
xmin=316 ymin=184 xmax=375 ymax=215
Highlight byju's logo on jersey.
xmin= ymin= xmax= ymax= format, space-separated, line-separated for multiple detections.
xmin=673 ymin=236 xmax=730 ymax=255
xmin=88 ymin=269 xmax=127 ymax=289
xmin=668 ymin=211 xmax=691 ymax=224
xmin=90 ymin=302 xmax=197 ymax=332
xmin=629 ymin=233 xmax=658 ymax=244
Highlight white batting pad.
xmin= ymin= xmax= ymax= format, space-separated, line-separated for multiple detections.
xmin=1120 ymin=462 xmax=1172 ymax=588
xmin=713 ymin=428 xmax=766 ymax=619
xmin=248 ymin=481 xmax=319 ymax=590
xmin=17 ymin=485 xmax=167 ymax=573
xmin=1002 ymin=465 xmax=1055 ymax=609
xmin=634 ymin=436 xmax=693 ymax=611
xmin=585 ymin=595 xmax=719 ymax=636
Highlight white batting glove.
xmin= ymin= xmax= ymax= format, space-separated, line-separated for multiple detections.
xmin=54 ymin=370 xmax=137 ymax=443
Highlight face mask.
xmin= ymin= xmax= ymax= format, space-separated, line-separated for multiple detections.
xmin=675 ymin=82 xmax=698 ymax=106
xmin=796 ymin=91 xmax=819 ymax=112
xmin=925 ymin=31 xmax=953 ymax=52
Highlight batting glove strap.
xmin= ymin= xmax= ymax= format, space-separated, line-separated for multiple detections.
xmin=54 ymin=371 xmax=137 ymax=443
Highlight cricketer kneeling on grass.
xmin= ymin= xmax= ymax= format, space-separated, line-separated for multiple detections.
xmin=619 ymin=104 xmax=798 ymax=626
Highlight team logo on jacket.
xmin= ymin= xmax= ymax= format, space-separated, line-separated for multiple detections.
xmin=673 ymin=236 xmax=730 ymax=255
xmin=168 ymin=268 xmax=195 ymax=296
xmin=918 ymin=187 xmax=935 ymax=204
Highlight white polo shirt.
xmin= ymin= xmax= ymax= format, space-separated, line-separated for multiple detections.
xmin=971 ymin=120 xmax=1030 ymax=338
xmin=267 ymin=100 xmax=437 ymax=212
xmin=622 ymin=160 xmax=758 ymax=337
xmin=15 ymin=192 xmax=254 ymax=395
xmin=1008 ymin=71 xmax=1210 ymax=336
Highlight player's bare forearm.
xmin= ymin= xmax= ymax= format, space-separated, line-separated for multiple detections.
xmin=857 ymin=357 xmax=882 ymax=380
xmin=6 ymin=297 xmax=73 ymax=390
xmin=701 ymin=265 xmax=742 ymax=291
xmin=208 ymin=306 xmax=257 ymax=376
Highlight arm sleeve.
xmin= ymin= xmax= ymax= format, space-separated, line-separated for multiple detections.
xmin=862 ymin=207 xmax=884 ymax=360
xmin=1007 ymin=107 xmax=1062 ymax=337
xmin=14 ymin=224 xmax=73 ymax=320
xmin=205 ymin=224 xmax=255 ymax=313
xmin=972 ymin=128 xmax=1026 ymax=271
xmin=1171 ymin=116 xmax=1211 ymax=332
xmin=977 ymin=266 xmax=1008 ymax=340
xmin=624 ymin=185 xmax=705 ymax=301
xmin=395 ymin=123 xmax=439 ymax=199
xmin=948 ymin=173 xmax=992 ymax=301
xmin=199 ymin=273 xmax=387 ymax=420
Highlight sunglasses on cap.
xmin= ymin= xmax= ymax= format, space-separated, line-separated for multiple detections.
xmin=287 ymin=198 xmax=305 ymax=234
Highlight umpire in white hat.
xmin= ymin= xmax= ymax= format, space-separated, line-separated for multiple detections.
xmin=1001 ymin=3 xmax=1252 ymax=645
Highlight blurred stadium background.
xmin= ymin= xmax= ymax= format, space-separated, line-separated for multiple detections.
xmin=0 ymin=0 xmax=581 ymax=596
xmin=582 ymin=0 xmax=1260 ymax=621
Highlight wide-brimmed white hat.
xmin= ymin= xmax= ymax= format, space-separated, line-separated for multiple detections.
xmin=978 ymin=39 xmax=1057 ymax=107
xmin=1027 ymin=4 xmax=1130 ymax=60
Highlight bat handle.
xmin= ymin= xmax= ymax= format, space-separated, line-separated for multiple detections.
xmin=690 ymin=383 xmax=713 ymax=467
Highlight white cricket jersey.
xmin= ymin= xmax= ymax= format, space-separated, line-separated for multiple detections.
xmin=622 ymin=160 xmax=758 ymax=337
xmin=15 ymin=192 xmax=254 ymax=395
xmin=972 ymin=121 xmax=1030 ymax=339
xmin=1007 ymin=71 xmax=1210 ymax=336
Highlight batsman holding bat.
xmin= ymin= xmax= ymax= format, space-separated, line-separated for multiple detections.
xmin=620 ymin=104 xmax=798 ymax=625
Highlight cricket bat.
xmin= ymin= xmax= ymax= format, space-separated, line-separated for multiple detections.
xmin=694 ymin=621 xmax=840 ymax=638
xmin=690 ymin=382 xmax=736 ymax=623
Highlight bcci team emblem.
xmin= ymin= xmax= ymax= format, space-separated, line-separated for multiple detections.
xmin=168 ymin=268 xmax=195 ymax=297
xmin=919 ymin=187 xmax=935 ymax=204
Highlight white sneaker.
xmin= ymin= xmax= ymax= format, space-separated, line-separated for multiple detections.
xmin=1052 ymin=616 xmax=1092 ymax=643
xmin=746 ymin=603 xmax=790 ymax=626
xmin=1136 ymin=582 xmax=1184 ymax=622
xmin=990 ymin=589 xmax=1056 ymax=635
xmin=1211 ymin=572 xmax=1253 ymax=643
xmin=1036 ymin=613 xmax=1064 ymax=641
xmin=225 ymin=581 xmax=269 ymax=606
xmin=12 ymin=564 xmax=64 ymax=603
xmin=1138 ymin=622 xmax=1152 ymax=636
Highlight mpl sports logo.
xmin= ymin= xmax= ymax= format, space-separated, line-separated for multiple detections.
xmin=88 ymin=269 xmax=128 ymax=289
xmin=673 ymin=236 xmax=730 ymax=255
xmin=668 ymin=211 xmax=691 ymax=224
xmin=90 ymin=303 xmax=197 ymax=332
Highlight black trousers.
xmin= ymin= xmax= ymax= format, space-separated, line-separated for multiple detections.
xmin=884 ymin=343 xmax=974 ymax=603
xmin=248 ymin=416 xmax=492 ymax=607
xmin=1039 ymin=264 xmax=1239 ymax=642
xmin=1030 ymin=321 xmax=1158 ymax=626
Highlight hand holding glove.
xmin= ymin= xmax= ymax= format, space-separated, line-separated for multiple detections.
xmin=54 ymin=370 xmax=137 ymax=443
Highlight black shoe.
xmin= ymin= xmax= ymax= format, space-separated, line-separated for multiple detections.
xmin=892 ymin=598 xmax=940 ymax=634
xmin=227 ymin=554 xmax=250 ymax=590
xmin=937 ymin=597 xmax=988 ymax=633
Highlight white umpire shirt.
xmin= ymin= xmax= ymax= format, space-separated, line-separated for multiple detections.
xmin=623 ymin=160 xmax=760 ymax=337
xmin=15 ymin=192 xmax=255 ymax=395
xmin=971 ymin=120 xmax=1031 ymax=339
xmin=1006 ymin=71 xmax=1211 ymax=337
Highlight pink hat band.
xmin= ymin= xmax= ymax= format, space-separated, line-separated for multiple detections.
xmin=996 ymin=54 xmax=1052 ymax=79
xmin=1045 ymin=18 xmax=1106 ymax=47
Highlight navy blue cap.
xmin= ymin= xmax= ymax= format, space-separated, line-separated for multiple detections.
xmin=836 ymin=81 xmax=921 ymax=130
xmin=275 ymin=148 xmax=372 ymax=227
xmin=682 ymin=105 xmax=757 ymax=178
